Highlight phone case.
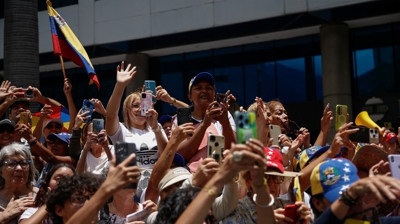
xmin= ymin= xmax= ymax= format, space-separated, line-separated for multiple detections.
xmin=335 ymin=104 xmax=348 ymax=131
xmin=82 ymin=99 xmax=94 ymax=122
xmin=145 ymin=80 xmax=157 ymax=103
xmin=207 ymin=134 xmax=225 ymax=165
xmin=140 ymin=92 xmax=153 ymax=117
xmin=115 ymin=142 xmax=137 ymax=166
xmin=234 ymin=111 xmax=257 ymax=144
xmin=92 ymin=118 xmax=104 ymax=134
xmin=389 ymin=155 xmax=400 ymax=180
xmin=177 ymin=108 xmax=192 ymax=125
xmin=269 ymin=124 xmax=281 ymax=146
xmin=349 ymin=126 xmax=379 ymax=144
xmin=19 ymin=112 xmax=29 ymax=124
xmin=284 ymin=204 xmax=299 ymax=224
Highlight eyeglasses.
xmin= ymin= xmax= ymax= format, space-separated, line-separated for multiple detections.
xmin=2 ymin=159 xmax=31 ymax=170
xmin=46 ymin=124 xmax=62 ymax=129
xmin=0 ymin=126 xmax=14 ymax=134
xmin=70 ymin=194 xmax=92 ymax=207
xmin=46 ymin=140 xmax=66 ymax=146
xmin=265 ymin=174 xmax=284 ymax=184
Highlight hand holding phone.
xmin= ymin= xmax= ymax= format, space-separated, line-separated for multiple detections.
xmin=284 ymin=204 xmax=299 ymax=224
xmin=92 ymin=118 xmax=104 ymax=134
xmin=19 ymin=112 xmax=29 ymax=124
xmin=145 ymin=80 xmax=157 ymax=103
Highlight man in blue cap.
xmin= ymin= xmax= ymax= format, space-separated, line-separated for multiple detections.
xmin=158 ymin=115 xmax=172 ymax=139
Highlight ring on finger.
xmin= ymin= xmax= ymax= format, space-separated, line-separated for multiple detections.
xmin=232 ymin=151 xmax=243 ymax=163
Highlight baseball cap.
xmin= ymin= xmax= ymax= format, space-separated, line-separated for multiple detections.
xmin=173 ymin=153 xmax=185 ymax=167
xmin=188 ymin=72 xmax=215 ymax=92
xmin=294 ymin=145 xmax=333 ymax=172
xmin=43 ymin=118 xmax=63 ymax=128
xmin=264 ymin=147 xmax=302 ymax=177
xmin=47 ymin=132 xmax=70 ymax=144
xmin=310 ymin=158 xmax=359 ymax=203
xmin=0 ymin=119 xmax=16 ymax=128
xmin=158 ymin=115 xmax=172 ymax=126
xmin=9 ymin=100 xmax=30 ymax=109
xmin=158 ymin=167 xmax=191 ymax=191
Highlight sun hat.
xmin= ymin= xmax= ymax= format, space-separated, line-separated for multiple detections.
xmin=188 ymin=72 xmax=215 ymax=92
xmin=264 ymin=147 xmax=302 ymax=177
xmin=352 ymin=145 xmax=389 ymax=175
xmin=310 ymin=158 xmax=359 ymax=203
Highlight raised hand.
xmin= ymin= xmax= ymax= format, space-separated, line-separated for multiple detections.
xmin=116 ymin=61 xmax=137 ymax=87
xmin=92 ymin=98 xmax=106 ymax=116
xmin=40 ymin=104 xmax=53 ymax=119
xmin=170 ymin=123 xmax=194 ymax=142
xmin=330 ymin=122 xmax=358 ymax=155
xmin=321 ymin=103 xmax=333 ymax=134
xmin=63 ymin=78 xmax=72 ymax=95
xmin=73 ymin=109 xmax=90 ymax=130
xmin=0 ymin=80 xmax=12 ymax=100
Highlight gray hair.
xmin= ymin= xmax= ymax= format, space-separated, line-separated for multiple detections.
xmin=0 ymin=142 xmax=37 ymax=188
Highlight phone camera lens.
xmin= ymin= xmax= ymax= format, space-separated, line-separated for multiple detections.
xmin=215 ymin=142 xmax=219 ymax=147
xmin=338 ymin=107 xmax=341 ymax=115
xmin=141 ymin=93 xmax=146 ymax=98
xmin=244 ymin=119 xmax=249 ymax=124
xmin=238 ymin=123 xmax=244 ymax=128
xmin=210 ymin=136 xmax=215 ymax=142
xmin=238 ymin=115 xmax=243 ymax=120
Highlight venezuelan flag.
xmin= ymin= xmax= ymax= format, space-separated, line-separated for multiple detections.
xmin=293 ymin=176 xmax=302 ymax=202
xmin=47 ymin=0 xmax=100 ymax=89
xmin=31 ymin=106 xmax=70 ymax=133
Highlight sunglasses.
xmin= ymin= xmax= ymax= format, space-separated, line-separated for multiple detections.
xmin=0 ymin=126 xmax=14 ymax=134
xmin=2 ymin=159 xmax=31 ymax=170
xmin=45 ymin=140 xmax=66 ymax=146
xmin=70 ymin=194 xmax=92 ymax=207
xmin=265 ymin=174 xmax=284 ymax=184
xmin=46 ymin=124 xmax=62 ymax=129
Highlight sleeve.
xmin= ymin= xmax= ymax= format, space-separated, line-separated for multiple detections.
xmin=68 ymin=128 xmax=82 ymax=161
xmin=19 ymin=207 xmax=39 ymax=222
xmin=146 ymin=211 xmax=158 ymax=224
xmin=314 ymin=207 xmax=344 ymax=224
xmin=108 ymin=123 xmax=125 ymax=145
xmin=227 ymin=111 xmax=236 ymax=132
xmin=211 ymin=181 xmax=239 ymax=221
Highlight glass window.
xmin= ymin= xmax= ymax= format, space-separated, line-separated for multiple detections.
xmin=276 ymin=58 xmax=307 ymax=103
xmin=313 ymin=55 xmax=323 ymax=100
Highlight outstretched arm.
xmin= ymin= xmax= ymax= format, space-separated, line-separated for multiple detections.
xmin=106 ymin=61 xmax=137 ymax=136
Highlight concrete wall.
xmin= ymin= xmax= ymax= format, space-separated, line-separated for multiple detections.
xmin=0 ymin=0 xmax=373 ymax=58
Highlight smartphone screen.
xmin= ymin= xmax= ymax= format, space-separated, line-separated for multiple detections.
xmin=145 ymin=80 xmax=156 ymax=103
xmin=92 ymin=118 xmax=104 ymax=134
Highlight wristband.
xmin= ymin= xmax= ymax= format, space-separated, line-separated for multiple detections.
xmin=340 ymin=190 xmax=357 ymax=206
xmin=169 ymin=97 xmax=176 ymax=106
xmin=28 ymin=138 xmax=38 ymax=146
xmin=151 ymin=125 xmax=161 ymax=133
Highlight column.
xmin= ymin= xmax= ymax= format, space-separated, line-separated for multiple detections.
xmin=125 ymin=53 xmax=150 ymax=95
xmin=320 ymin=22 xmax=352 ymax=142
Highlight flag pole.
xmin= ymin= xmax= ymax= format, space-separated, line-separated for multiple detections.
xmin=59 ymin=55 xmax=67 ymax=79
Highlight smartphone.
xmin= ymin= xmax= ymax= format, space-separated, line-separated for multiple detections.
xmin=115 ymin=142 xmax=137 ymax=166
xmin=207 ymin=134 xmax=225 ymax=166
xmin=389 ymin=155 xmax=400 ymax=180
xmin=269 ymin=124 xmax=281 ymax=146
xmin=228 ymin=98 xmax=240 ymax=115
xmin=234 ymin=111 xmax=257 ymax=144
xmin=140 ymin=92 xmax=153 ymax=117
xmin=215 ymin=93 xmax=226 ymax=106
xmin=17 ymin=195 xmax=28 ymax=199
xmin=349 ymin=126 xmax=379 ymax=144
xmin=24 ymin=89 xmax=34 ymax=98
xmin=335 ymin=104 xmax=348 ymax=131
xmin=126 ymin=209 xmax=148 ymax=222
xmin=177 ymin=108 xmax=192 ymax=125
xmin=284 ymin=204 xmax=299 ymax=224
xmin=92 ymin=118 xmax=104 ymax=134
xmin=144 ymin=80 xmax=156 ymax=103
xmin=19 ymin=112 xmax=29 ymax=124
xmin=82 ymin=99 xmax=94 ymax=122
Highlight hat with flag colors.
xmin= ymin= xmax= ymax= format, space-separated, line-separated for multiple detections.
xmin=310 ymin=158 xmax=359 ymax=203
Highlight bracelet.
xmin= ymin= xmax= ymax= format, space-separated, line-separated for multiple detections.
xmin=28 ymin=138 xmax=38 ymax=146
xmin=151 ymin=125 xmax=161 ymax=133
xmin=253 ymin=193 xmax=275 ymax=208
xmin=340 ymin=190 xmax=357 ymax=206
xmin=169 ymin=97 xmax=176 ymax=106
xmin=253 ymin=177 xmax=267 ymax=188
xmin=284 ymin=159 xmax=292 ymax=169
xmin=203 ymin=186 xmax=217 ymax=196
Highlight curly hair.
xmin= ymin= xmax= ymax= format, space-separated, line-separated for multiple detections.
xmin=0 ymin=142 xmax=37 ymax=188
xmin=46 ymin=173 xmax=102 ymax=224
xmin=155 ymin=187 xmax=216 ymax=224
xmin=35 ymin=163 xmax=76 ymax=207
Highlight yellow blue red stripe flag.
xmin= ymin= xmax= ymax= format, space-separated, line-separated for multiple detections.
xmin=46 ymin=0 xmax=100 ymax=89
xmin=293 ymin=176 xmax=302 ymax=202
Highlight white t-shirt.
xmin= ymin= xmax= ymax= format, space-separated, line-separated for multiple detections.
xmin=108 ymin=122 xmax=167 ymax=169
xmin=84 ymin=145 xmax=115 ymax=175
xmin=19 ymin=207 xmax=52 ymax=224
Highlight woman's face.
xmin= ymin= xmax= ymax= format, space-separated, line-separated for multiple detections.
xmin=128 ymin=97 xmax=146 ymax=125
xmin=266 ymin=174 xmax=283 ymax=199
xmin=188 ymin=81 xmax=215 ymax=110
xmin=48 ymin=167 xmax=75 ymax=190
xmin=43 ymin=122 xmax=62 ymax=139
xmin=0 ymin=125 xmax=15 ymax=147
xmin=46 ymin=139 xmax=68 ymax=156
xmin=270 ymin=103 xmax=288 ymax=132
xmin=162 ymin=121 xmax=172 ymax=139
xmin=0 ymin=154 xmax=30 ymax=187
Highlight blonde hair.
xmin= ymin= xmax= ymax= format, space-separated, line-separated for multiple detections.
xmin=122 ymin=92 xmax=150 ymax=131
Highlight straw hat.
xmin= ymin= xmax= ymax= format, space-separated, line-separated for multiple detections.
xmin=352 ymin=145 xmax=389 ymax=175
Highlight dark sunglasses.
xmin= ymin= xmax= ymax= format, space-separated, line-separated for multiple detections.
xmin=46 ymin=124 xmax=62 ymax=129
xmin=0 ymin=126 xmax=15 ymax=134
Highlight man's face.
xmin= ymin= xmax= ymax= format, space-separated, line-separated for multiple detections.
xmin=9 ymin=102 xmax=30 ymax=123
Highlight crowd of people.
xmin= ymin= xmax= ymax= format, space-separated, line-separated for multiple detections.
xmin=0 ymin=61 xmax=399 ymax=224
